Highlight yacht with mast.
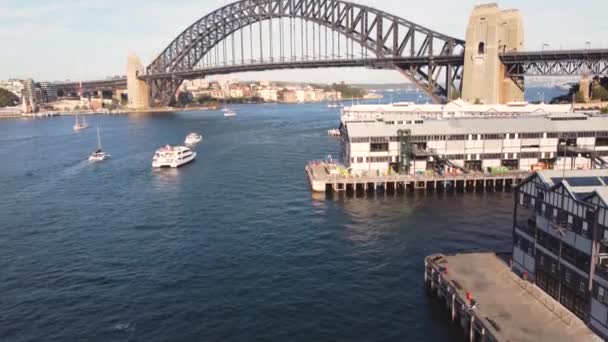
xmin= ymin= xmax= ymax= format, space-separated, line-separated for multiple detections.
xmin=89 ymin=127 xmax=110 ymax=161
xmin=73 ymin=115 xmax=89 ymax=131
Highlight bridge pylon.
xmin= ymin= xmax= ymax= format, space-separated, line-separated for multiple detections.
xmin=127 ymin=53 xmax=150 ymax=110
xmin=462 ymin=4 xmax=524 ymax=104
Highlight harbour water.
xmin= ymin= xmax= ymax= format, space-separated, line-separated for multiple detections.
xmin=0 ymin=91 xmax=556 ymax=341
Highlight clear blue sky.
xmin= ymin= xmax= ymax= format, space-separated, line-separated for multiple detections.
xmin=1 ymin=0 xmax=606 ymax=83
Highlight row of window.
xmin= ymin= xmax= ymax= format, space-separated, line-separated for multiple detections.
xmin=349 ymin=156 xmax=396 ymax=164
xmin=350 ymin=131 xmax=608 ymax=143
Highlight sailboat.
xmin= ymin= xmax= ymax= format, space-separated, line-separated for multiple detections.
xmin=73 ymin=115 xmax=89 ymax=131
xmin=222 ymin=98 xmax=237 ymax=117
xmin=89 ymin=127 xmax=110 ymax=161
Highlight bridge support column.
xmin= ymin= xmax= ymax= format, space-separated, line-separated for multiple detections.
xmin=580 ymin=76 xmax=591 ymax=103
xmin=461 ymin=4 xmax=524 ymax=104
xmin=127 ymin=53 xmax=150 ymax=110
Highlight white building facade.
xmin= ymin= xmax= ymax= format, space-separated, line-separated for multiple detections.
xmin=341 ymin=100 xmax=573 ymax=124
xmin=342 ymin=114 xmax=608 ymax=176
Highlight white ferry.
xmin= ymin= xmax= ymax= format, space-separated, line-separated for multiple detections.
xmin=184 ymin=133 xmax=203 ymax=145
xmin=152 ymin=145 xmax=197 ymax=168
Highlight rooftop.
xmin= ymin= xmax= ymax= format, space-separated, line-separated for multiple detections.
xmin=533 ymin=169 xmax=608 ymax=204
xmin=343 ymin=99 xmax=573 ymax=114
xmin=345 ymin=115 xmax=608 ymax=138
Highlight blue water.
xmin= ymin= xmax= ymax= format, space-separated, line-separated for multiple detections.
xmin=0 ymin=101 xmax=518 ymax=341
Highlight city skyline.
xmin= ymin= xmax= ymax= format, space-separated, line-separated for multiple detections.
xmin=1 ymin=0 xmax=607 ymax=83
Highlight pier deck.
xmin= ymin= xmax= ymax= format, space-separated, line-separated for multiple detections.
xmin=425 ymin=253 xmax=600 ymax=342
xmin=306 ymin=161 xmax=528 ymax=194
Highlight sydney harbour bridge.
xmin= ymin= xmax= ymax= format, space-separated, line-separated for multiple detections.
xmin=54 ymin=0 xmax=608 ymax=108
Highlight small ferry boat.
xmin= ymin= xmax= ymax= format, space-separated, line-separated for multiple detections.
xmin=327 ymin=128 xmax=341 ymax=137
xmin=89 ymin=127 xmax=110 ymax=161
xmin=73 ymin=115 xmax=89 ymax=131
xmin=152 ymin=145 xmax=196 ymax=168
xmin=184 ymin=132 xmax=203 ymax=145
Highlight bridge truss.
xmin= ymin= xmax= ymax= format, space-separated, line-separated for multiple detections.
xmin=501 ymin=49 xmax=608 ymax=77
xmin=143 ymin=0 xmax=465 ymax=106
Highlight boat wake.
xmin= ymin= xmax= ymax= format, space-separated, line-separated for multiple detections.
xmin=112 ymin=322 xmax=134 ymax=333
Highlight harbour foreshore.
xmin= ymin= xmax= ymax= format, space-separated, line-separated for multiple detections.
xmin=424 ymin=253 xmax=601 ymax=342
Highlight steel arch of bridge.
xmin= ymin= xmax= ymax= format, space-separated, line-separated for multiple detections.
xmin=144 ymin=0 xmax=465 ymax=106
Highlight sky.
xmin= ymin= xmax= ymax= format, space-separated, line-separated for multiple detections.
xmin=1 ymin=0 xmax=607 ymax=83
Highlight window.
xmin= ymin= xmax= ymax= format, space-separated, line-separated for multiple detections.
xmin=478 ymin=42 xmax=486 ymax=55
xmin=357 ymin=157 xmax=363 ymax=163
xmin=599 ymin=287 xmax=605 ymax=302
xmin=579 ymin=281 xmax=585 ymax=293
xmin=565 ymin=270 xmax=571 ymax=284
xmin=370 ymin=143 xmax=389 ymax=152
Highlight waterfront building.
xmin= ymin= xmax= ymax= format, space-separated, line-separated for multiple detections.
xmin=513 ymin=169 xmax=608 ymax=338
xmin=0 ymin=79 xmax=24 ymax=97
xmin=341 ymin=113 xmax=608 ymax=176
xmin=39 ymin=82 xmax=58 ymax=102
xmin=21 ymin=79 xmax=44 ymax=113
xmin=281 ymin=90 xmax=298 ymax=103
xmin=255 ymin=87 xmax=278 ymax=102
xmin=341 ymin=99 xmax=573 ymax=124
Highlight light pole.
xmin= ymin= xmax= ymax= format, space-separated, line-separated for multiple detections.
xmin=542 ymin=43 xmax=550 ymax=52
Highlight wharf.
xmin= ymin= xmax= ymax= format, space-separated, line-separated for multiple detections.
xmin=425 ymin=253 xmax=600 ymax=342
xmin=305 ymin=161 xmax=528 ymax=195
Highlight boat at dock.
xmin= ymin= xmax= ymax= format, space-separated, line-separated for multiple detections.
xmin=152 ymin=145 xmax=196 ymax=168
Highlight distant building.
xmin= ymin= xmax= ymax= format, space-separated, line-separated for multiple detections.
xmin=21 ymin=79 xmax=43 ymax=113
xmin=0 ymin=79 xmax=24 ymax=97
xmin=513 ymin=169 xmax=608 ymax=338
xmin=255 ymin=88 xmax=278 ymax=102
xmin=182 ymin=79 xmax=209 ymax=91
xmin=281 ymin=90 xmax=298 ymax=103
xmin=39 ymin=82 xmax=58 ymax=102
xmin=342 ymin=100 xmax=574 ymax=124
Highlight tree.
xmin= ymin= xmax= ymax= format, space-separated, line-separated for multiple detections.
xmin=176 ymin=91 xmax=193 ymax=107
xmin=601 ymin=107 xmax=608 ymax=114
xmin=592 ymin=81 xmax=608 ymax=101
xmin=0 ymin=88 xmax=19 ymax=107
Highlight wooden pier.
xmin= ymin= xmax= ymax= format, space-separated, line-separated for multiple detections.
xmin=425 ymin=253 xmax=600 ymax=342
xmin=306 ymin=161 xmax=529 ymax=195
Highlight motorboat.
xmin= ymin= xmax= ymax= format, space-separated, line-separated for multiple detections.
xmin=184 ymin=132 xmax=203 ymax=145
xmin=89 ymin=127 xmax=110 ymax=161
xmin=73 ymin=115 xmax=89 ymax=131
xmin=224 ymin=110 xmax=237 ymax=117
xmin=152 ymin=145 xmax=196 ymax=168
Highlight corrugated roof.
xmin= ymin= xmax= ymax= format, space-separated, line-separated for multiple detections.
xmin=345 ymin=115 xmax=608 ymax=137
